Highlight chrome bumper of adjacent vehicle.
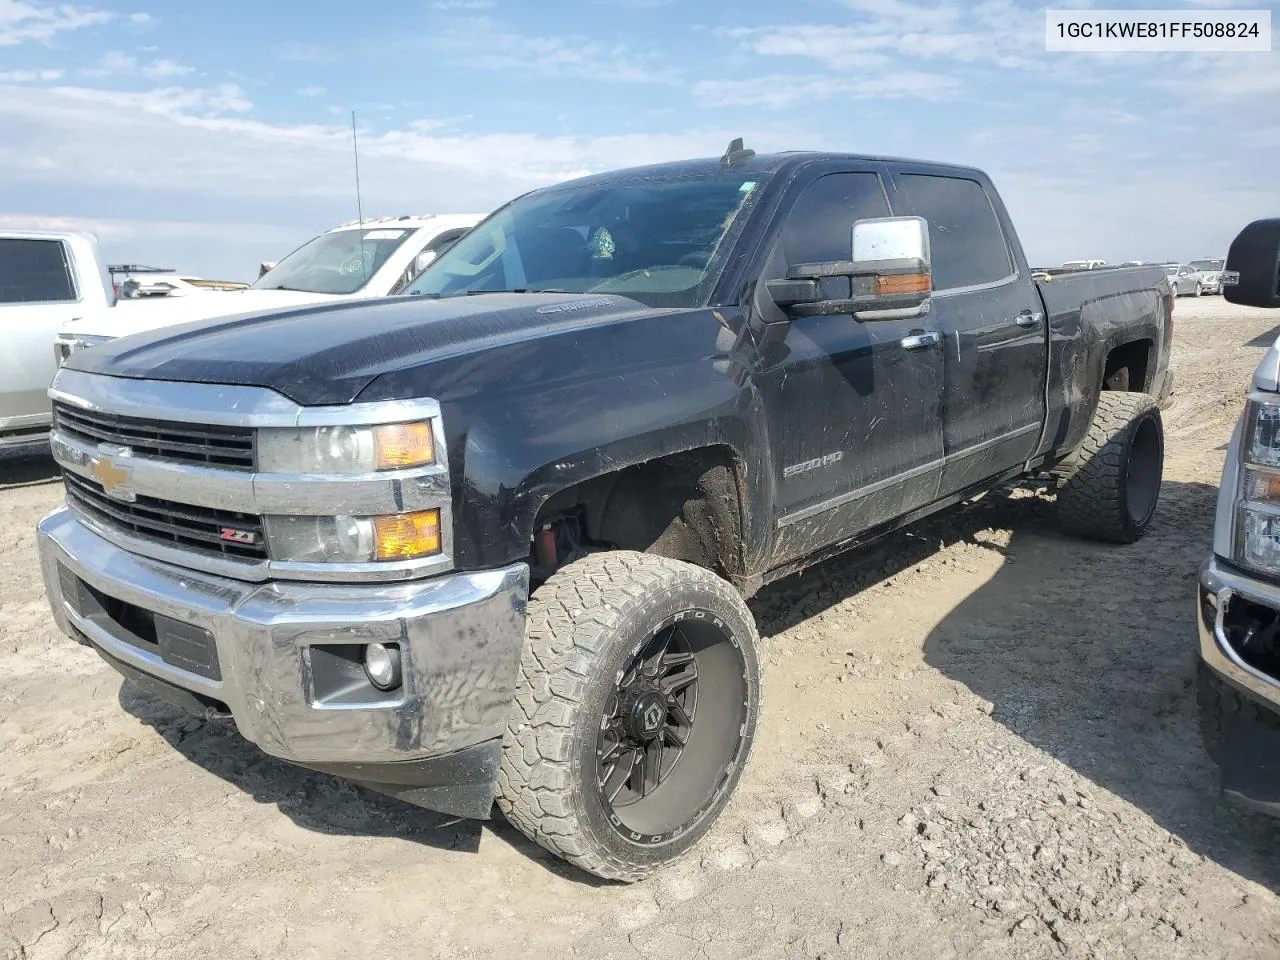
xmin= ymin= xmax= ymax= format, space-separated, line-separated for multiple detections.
xmin=38 ymin=506 xmax=529 ymax=767
xmin=1198 ymin=553 xmax=1280 ymax=713
xmin=0 ymin=411 xmax=52 ymax=450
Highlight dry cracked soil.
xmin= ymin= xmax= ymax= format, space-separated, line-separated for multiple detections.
xmin=3 ymin=296 xmax=1280 ymax=959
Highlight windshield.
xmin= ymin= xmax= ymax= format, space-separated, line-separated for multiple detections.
xmin=405 ymin=174 xmax=768 ymax=308
xmin=1164 ymin=265 xmax=1180 ymax=275
xmin=1190 ymin=260 xmax=1224 ymax=271
xmin=251 ymin=227 xmax=414 ymax=295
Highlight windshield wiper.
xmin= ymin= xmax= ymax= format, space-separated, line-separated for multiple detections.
xmin=409 ymin=288 xmax=570 ymax=300
xmin=464 ymin=288 xmax=570 ymax=295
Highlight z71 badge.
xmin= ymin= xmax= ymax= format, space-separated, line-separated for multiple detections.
xmin=783 ymin=451 xmax=844 ymax=479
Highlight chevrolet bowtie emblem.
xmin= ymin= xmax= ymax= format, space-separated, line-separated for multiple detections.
xmin=90 ymin=446 xmax=136 ymax=502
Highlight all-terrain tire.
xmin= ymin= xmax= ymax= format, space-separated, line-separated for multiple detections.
xmin=496 ymin=551 xmax=762 ymax=882
xmin=1197 ymin=658 xmax=1280 ymax=766
xmin=1056 ymin=391 xmax=1164 ymax=543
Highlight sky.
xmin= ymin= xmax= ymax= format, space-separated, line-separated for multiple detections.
xmin=0 ymin=0 xmax=1277 ymax=281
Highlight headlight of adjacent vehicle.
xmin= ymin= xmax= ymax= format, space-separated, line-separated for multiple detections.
xmin=256 ymin=421 xmax=436 ymax=474
xmin=264 ymin=509 xmax=442 ymax=563
xmin=1235 ymin=397 xmax=1280 ymax=572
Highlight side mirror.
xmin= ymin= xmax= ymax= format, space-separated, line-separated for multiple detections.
xmin=413 ymin=250 xmax=438 ymax=275
xmin=258 ymin=261 xmax=276 ymax=279
xmin=1223 ymin=218 xmax=1280 ymax=308
xmin=766 ymin=216 xmax=933 ymax=320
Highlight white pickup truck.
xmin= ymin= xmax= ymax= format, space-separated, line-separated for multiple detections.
xmin=0 ymin=230 xmax=116 ymax=451
xmin=55 ymin=213 xmax=484 ymax=362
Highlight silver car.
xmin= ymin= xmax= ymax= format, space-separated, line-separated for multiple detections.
xmin=1164 ymin=263 xmax=1204 ymax=297
xmin=1190 ymin=258 xmax=1226 ymax=295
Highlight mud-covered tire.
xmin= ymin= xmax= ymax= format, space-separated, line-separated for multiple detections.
xmin=1197 ymin=658 xmax=1280 ymax=766
xmin=1056 ymin=391 xmax=1164 ymax=543
xmin=496 ymin=551 xmax=761 ymax=882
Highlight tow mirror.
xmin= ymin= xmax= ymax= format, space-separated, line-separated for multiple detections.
xmin=766 ymin=216 xmax=932 ymax=320
xmin=1223 ymin=218 xmax=1280 ymax=308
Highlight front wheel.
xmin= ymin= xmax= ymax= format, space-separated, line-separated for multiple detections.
xmin=497 ymin=551 xmax=761 ymax=881
xmin=1056 ymin=391 xmax=1164 ymax=543
xmin=1194 ymin=282 xmax=1203 ymax=297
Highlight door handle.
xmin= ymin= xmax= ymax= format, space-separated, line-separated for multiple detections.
xmin=1015 ymin=311 xmax=1043 ymax=328
xmin=900 ymin=331 xmax=940 ymax=350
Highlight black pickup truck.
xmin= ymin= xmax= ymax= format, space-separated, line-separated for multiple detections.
xmin=39 ymin=144 xmax=1173 ymax=881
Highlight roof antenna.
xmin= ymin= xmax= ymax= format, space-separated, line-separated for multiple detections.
xmin=720 ymin=137 xmax=755 ymax=167
xmin=351 ymin=110 xmax=368 ymax=283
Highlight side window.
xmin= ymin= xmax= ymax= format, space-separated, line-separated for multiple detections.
xmin=895 ymin=174 xmax=1013 ymax=291
xmin=778 ymin=172 xmax=891 ymax=265
xmin=0 ymin=238 xmax=77 ymax=304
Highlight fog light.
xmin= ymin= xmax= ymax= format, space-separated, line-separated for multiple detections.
xmin=364 ymin=643 xmax=402 ymax=691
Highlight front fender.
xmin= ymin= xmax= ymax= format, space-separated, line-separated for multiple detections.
xmin=449 ymin=358 xmax=770 ymax=573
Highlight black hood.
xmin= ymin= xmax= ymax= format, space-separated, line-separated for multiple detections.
xmin=68 ymin=293 xmax=653 ymax=405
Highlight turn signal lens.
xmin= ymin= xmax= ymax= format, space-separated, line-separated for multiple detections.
xmin=373 ymin=509 xmax=441 ymax=560
xmin=875 ymin=273 xmax=932 ymax=295
xmin=374 ymin=422 xmax=435 ymax=470
xmin=1245 ymin=469 xmax=1280 ymax=502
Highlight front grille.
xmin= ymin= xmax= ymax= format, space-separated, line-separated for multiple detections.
xmin=65 ymin=470 xmax=267 ymax=561
xmin=53 ymin=401 xmax=255 ymax=470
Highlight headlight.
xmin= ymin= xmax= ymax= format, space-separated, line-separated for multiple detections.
xmin=264 ymin=509 xmax=441 ymax=563
xmin=1234 ymin=397 xmax=1280 ymax=572
xmin=257 ymin=421 xmax=436 ymax=474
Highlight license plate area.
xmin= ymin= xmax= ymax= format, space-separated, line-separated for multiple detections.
xmin=58 ymin=563 xmax=222 ymax=681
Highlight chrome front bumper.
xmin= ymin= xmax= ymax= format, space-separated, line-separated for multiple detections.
xmin=38 ymin=506 xmax=529 ymax=770
xmin=1198 ymin=553 xmax=1280 ymax=713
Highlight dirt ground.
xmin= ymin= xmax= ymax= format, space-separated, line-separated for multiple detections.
xmin=4 ymin=296 xmax=1280 ymax=960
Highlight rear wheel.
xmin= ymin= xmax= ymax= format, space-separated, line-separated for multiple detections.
xmin=497 ymin=551 xmax=761 ymax=881
xmin=1056 ymin=391 xmax=1163 ymax=543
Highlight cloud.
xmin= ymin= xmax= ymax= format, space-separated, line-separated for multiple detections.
xmin=693 ymin=71 xmax=962 ymax=109
xmin=425 ymin=17 xmax=675 ymax=83
xmin=0 ymin=0 xmax=112 ymax=45
xmin=82 ymin=51 xmax=193 ymax=80
xmin=127 ymin=11 xmax=154 ymax=27
xmin=298 ymin=85 xmax=326 ymax=98
xmin=0 ymin=67 xmax=62 ymax=82
xmin=429 ymin=0 xmax=495 ymax=9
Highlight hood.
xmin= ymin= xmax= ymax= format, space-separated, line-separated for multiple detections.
xmin=65 ymin=293 xmax=654 ymax=405
xmin=63 ymin=289 xmax=342 ymax=339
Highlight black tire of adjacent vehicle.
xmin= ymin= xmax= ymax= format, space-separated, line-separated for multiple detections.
xmin=1196 ymin=658 xmax=1280 ymax=766
xmin=1056 ymin=390 xmax=1164 ymax=544
xmin=496 ymin=551 xmax=762 ymax=882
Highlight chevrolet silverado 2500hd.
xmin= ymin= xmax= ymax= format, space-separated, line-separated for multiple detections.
xmin=1198 ymin=218 xmax=1280 ymax=814
xmin=38 ymin=146 xmax=1174 ymax=881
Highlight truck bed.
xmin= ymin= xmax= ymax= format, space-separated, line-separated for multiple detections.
xmin=1032 ymin=264 xmax=1173 ymax=461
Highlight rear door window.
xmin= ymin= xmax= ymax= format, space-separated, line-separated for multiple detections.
xmin=894 ymin=174 xmax=1013 ymax=291
xmin=0 ymin=238 xmax=78 ymax=304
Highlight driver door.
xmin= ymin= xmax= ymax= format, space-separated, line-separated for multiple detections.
xmin=754 ymin=167 xmax=945 ymax=566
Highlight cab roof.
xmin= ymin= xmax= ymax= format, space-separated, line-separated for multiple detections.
xmin=542 ymin=150 xmax=988 ymax=192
